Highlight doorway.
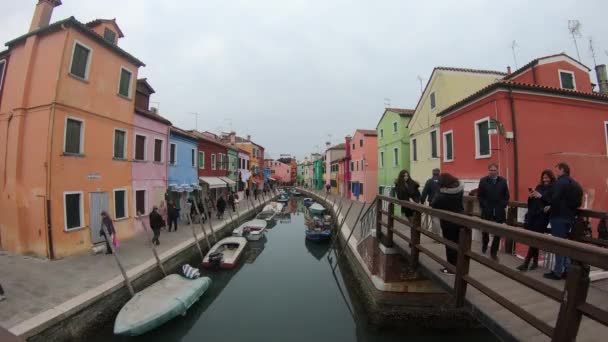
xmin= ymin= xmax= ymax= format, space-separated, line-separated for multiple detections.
xmin=89 ymin=192 xmax=109 ymax=244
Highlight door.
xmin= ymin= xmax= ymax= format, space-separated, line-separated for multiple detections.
xmin=89 ymin=192 xmax=109 ymax=244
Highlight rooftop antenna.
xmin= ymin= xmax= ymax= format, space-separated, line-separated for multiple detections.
xmin=189 ymin=112 xmax=201 ymax=131
xmin=383 ymin=97 xmax=391 ymax=108
xmin=568 ymin=20 xmax=583 ymax=61
xmin=511 ymin=40 xmax=519 ymax=69
xmin=150 ymin=101 xmax=160 ymax=111
xmin=588 ymin=37 xmax=598 ymax=67
xmin=416 ymin=75 xmax=424 ymax=94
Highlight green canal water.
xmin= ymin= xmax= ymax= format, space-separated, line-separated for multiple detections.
xmin=94 ymin=198 xmax=497 ymax=342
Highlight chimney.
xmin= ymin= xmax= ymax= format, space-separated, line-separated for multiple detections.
xmin=30 ymin=0 xmax=62 ymax=32
xmin=229 ymin=131 xmax=236 ymax=144
xmin=246 ymin=134 xmax=251 ymax=141
xmin=345 ymin=135 xmax=352 ymax=158
xmin=150 ymin=107 xmax=158 ymax=114
xmin=596 ymin=64 xmax=608 ymax=94
xmin=507 ymin=66 xmax=512 ymax=75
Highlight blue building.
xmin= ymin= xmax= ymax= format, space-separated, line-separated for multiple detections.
xmin=264 ymin=166 xmax=271 ymax=188
xmin=168 ymin=127 xmax=200 ymax=208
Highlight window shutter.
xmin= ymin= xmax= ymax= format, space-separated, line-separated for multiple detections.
xmin=170 ymin=144 xmax=176 ymax=164
xmin=65 ymin=119 xmax=82 ymax=154
xmin=70 ymin=44 xmax=89 ymax=78
xmin=65 ymin=193 xmax=81 ymax=229
xmin=478 ymin=121 xmax=490 ymax=156
xmin=115 ymin=190 xmax=125 ymax=219
xmin=135 ymin=135 xmax=145 ymax=160
xmin=104 ymin=29 xmax=117 ymax=44
xmin=154 ymin=140 xmax=162 ymax=162
xmin=119 ymin=69 xmax=131 ymax=97
xmin=136 ymin=190 xmax=145 ymax=215
xmin=114 ymin=130 xmax=125 ymax=159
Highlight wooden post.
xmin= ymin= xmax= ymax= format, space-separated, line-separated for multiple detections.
xmin=101 ymin=223 xmax=135 ymax=296
xmin=385 ymin=202 xmax=395 ymax=248
xmin=505 ymin=206 xmax=517 ymax=254
xmin=553 ymin=262 xmax=590 ymax=342
xmin=202 ymin=198 xmax=218 ymax=242
xmin=454 ymin=227 xmax=472 ymax=307
xmin=185 ymin=211 xmax=205 ymax=262
xmin=410 ymin=211 xmax=422 ymax=269
xmin=375 ymin=198 xmax=383 ymax=241
xmin=138 ymin=217 xmax=168 ymax=277
xmin=191 ymin=199 xmax=212 ymax=249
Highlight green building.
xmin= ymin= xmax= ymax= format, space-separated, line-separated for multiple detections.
xmin=227 ymin=146 xmax=239 ymax=190
xmin=312 ymin=153 xmax=324 ymax=190
xmin=376 ymin=108 xmax=415 ymax=196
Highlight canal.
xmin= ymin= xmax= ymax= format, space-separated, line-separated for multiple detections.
xmin=93 ymin=197 xmax=496 ymax=342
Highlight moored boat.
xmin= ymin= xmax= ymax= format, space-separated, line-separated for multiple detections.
xmin=303 ymin=198 xmax=313 ymax=206
xmin=114 ymin=274 xmax=212 ymax=336
xmin=232 ymin=219 xmax=268 ymax=241
xmin=309 ymin=203 xmax=326 ymax=215
xmin=305 ymin=227 xmax=332 ymax=241
xmin=263 ymin=201 xmax=284 ymax=213
xmin=277 ymin=194 xmax=289 ymax=202
xmin=202 ymin=237 xmax=248 ymax=269
xmin=256 ymin=209 xmax=276 ymax=222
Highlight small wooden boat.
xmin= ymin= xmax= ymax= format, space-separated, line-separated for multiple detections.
xmin=114 ymin=274 xmax=212 ymax=336
xmin=303 ymin=198 xmax=313 ymax=206
xmin=232 ymin=219 xmax=267 ymax=241
xmin=291 ymin=190 xmax=302 ymax=196
xmin=256 ymin=209 xmax=276 ymax=222
xmin=309 ymin=203 xmax=326 ymax=215
xmin=277 ymin=194 xmax=289 ymax=202
xmin=202 ymin=237 xmax=248 ymax=269
xmin=305 ymin=226 xmax=332 ymax=241
xmin=263 ymin=201 xmax=284 ymax=213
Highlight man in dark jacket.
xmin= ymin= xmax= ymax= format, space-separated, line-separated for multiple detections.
xmin=167 ymin=202 xmax=178 ymax=232
xmin=477 ymin=163 xmax=510 ymax=260
xmin=149 ymin=206 xmax=163 ymax=245
xmin=421 ymin=168 xmax=442 ymax=236
xmin=431 ymin=173 xmax=464 ymax=274
xmin=544 ymin=162 xmax=579 ymax=280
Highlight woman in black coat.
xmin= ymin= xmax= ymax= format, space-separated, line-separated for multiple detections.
xmin=517 ymin=169 xmax=555 ymax=271
xmin=394 ymin=169 xmax=421 ymax=220
xmin=431 ymin=173 xmax=464 ymax=275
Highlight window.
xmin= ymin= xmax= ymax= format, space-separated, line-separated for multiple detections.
xmin=113 ymin=129 xmax=126 ymax=159
xmin=135 ymin=190 xmax=146 ymax=216
xmin=393 ymin=121 xmax=398 ymax=133
xmin=412 ymin=138 xmax=417 ymax=161
xmin=169 ymin=143 xmax=176 ymax=165
xmin=0 ymin=59 xmax=6 ymax=91
xmin=380 ymin=151 xmax=384 ymax=168
xmin=154 ymin=139 xmax=163 ymax=162
xmin=430 ymin=129 xmax=438 ymax=158
xmin=69 ymin=41 xmax=92 ymax=80
xmin=360 ymin=183 xmax=364 ymax=195
xmin=350 ymin=161 xmax=354 ymax=171
xmin=559 ymin=70 xmax=576 ymax=90
xmin=191 ymin=149 xmax=196 ymax=167
xmin=114 ymin=189 xmax=127 ymax=220
xmin=63 ymin=191 xmax=83 ymax=230
xmin=352 ymin=143 xmax=355 ymax=151
xmin=393 ymin=147 xmax=399 ymax=166
xmin=443 ymin=130 xmax=454 ymax=162
xmin=199 ymin=151 xmax=205 ymax=169
xmin=380 ymin=129 xmax=384 ymax=138
xmin=246 ymin=160 xmax=250 ymax=170
xmin=211 ymin=154 xmax=217 ymax=170
xmin=64 ymin=117 xmax=84 ymax=154
xmin=118 ymin=67 xmax=133 ymax=98
xmin=356 ymin=160 xmax=359 ymax=171
xmin=430 ymin=92 xmax=436 ymax=110
xmin=359 ymin=139 xmax=363 ymax=147
xmin=134 ymin=134 xmax=146 ymax=161
xmin=103 ymin=28 xmax=116 ymax=44
xmin=475 ymin=118 xmax=491 ymax=158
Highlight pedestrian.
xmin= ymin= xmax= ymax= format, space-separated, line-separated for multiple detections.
xmin=517 ymin=169 xmax=555 ymax=271
xmin=394 ymin=169 xmax=421 ymax=221
xmin=246 ymin=188 xmax=251 ymax=200
xmin=167 ymin=202 xmax=178 ymax=232
xmin=100 ymin=211 xmax=116 ymax=255
xmin=149 ymin=206 xmax=163 ymax=245
xmin=421 ymin=168 xmax=442 ymax=236
xmin=254 ymin=188 xmax=259 ymax=200
xmin=158 ymin=200 xmax=168 ymax=230
xmin=477 ymin=163 xmax=510 ymax=261
xmin=228 ymin=192 xmax=236 ymax=212
xmin=0 ymin=283 xmax=6 ymax=301
xmin=216 ymin=195 xmax=226 ymax=219
xmin=325 ymin=183 xmax=331 ymax=194
xmin=544 ymin=162 xmax=583 ymax=280
xmin=431 ymin=173 xmax=464 ymax=275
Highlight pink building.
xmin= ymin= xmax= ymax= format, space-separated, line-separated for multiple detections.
xmin=348 ymin=129 xmax=378 ymax=202
xmin=266 ymin=159 xmax=291 ymax=184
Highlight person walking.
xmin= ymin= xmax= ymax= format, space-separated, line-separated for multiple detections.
xmin=0 ymin=283 xmax=5 ymax=301
xmin=149 ymin=206 xmax=163 ymax=246
xmin=254 ymin=188 xmax=259 ymax=201
xmin=517 ymin=170 xmax=555 ymax=271
xmin=167 ymin=202 xmax=179 ymax=232
xmin=325 ymin=183 xmax=331 ymax=194
xmin=158 ymin=200 xmax=168 ymax=230
xmin=245 ymin=188 xmax=251 ymax=200
xmin=544 ymin=162 xmax=582 ymax=280
xmin=100 ymin=211 xmax=116 ymax=255
xmin=216 ymin=195 xmax=227 ymax=220
xmin=394 ymin=169 xmax=421 ymax=221
xmin=431 ymin=173 xmax=465 ymax=275
xmin=228 ymin=192 xmax=236 ymax=212
xmin=477 ymin=163 xmax=510 ymax=261
xmin=421 ymin=168 xmax=442 ymax=236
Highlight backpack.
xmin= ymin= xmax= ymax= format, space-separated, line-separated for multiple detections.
xmin=567 ymin=178 xmax=583 ymax=210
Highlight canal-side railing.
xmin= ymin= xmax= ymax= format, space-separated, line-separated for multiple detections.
xmin=376 ymin=195 xmax=608 ymax=342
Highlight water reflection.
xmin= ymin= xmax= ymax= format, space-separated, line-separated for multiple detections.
xmin=304 ymin=238 xmax=330 ymax=260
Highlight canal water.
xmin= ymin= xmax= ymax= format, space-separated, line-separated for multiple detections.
xmin=94 ymin=198 xmax=496 ymax=342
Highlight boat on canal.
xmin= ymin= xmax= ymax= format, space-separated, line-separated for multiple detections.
xmin=277 ymin=193 xmax=289 ymax=202
xmin=232 ymin=219 xmax=268 ymax=241
xmin=303 ymin=198 xmax=313 ymax=206
xmin=291 ymin=190 xmax=302 ymax=196
xmin=113 ymin=274 xmax=212 ymax=336
xmin=203 ymin=236 xmax=248 ymax=269
xmin=309 ymin=203 xmax=326 ymax=215
xmin=305 ymin=215 xmax=332 ymax=241
xmin=256 ymin=209 xmax=276 ymax=222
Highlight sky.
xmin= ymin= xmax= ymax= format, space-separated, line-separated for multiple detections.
xmin=2 ymin=0 xmax=608 ymax=160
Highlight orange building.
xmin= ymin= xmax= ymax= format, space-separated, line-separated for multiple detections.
xmin=0 ymin=1 xmax=145 ymax=258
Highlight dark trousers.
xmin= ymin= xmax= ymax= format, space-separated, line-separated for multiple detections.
xmin=102 ymin=234 xmax=113 ymax=254
xmin=0 ymin=283 xmax=4 ymax=296
xmin=442 ymin=226 xmax=460 ymax=266
xmin=152 ymin=228 xmax=160 ymax=245
xmin=525 ymin=246 xmax=539 ymax=262
xmin=168 ymin=216 xmax=178 ymax=231
xmin=482 ymin=232 xmax=501 ymax=255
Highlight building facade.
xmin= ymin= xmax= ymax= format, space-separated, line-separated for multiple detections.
xmin=168 ymin=128 xmax=199 ymax=210
xmin=348 ymin=129 xmax=378 ymax=202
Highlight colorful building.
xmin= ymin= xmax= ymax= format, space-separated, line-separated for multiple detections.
xmin=167 ymin=127 xmax=200 ymax=210
xmin=348 ymin=129 xmax=378 ymax=202
xmin=226 ymin=146 xmax=239 ymax=191
xmin=302 ymin=158 xmax=313 ymax=188
xmin=190 ymin=131 xmax=233 ymax=200
xmin=237 ymin=149 xmax=250 ymax=193
xmin=0 ymin=1 xmax=145 ymax=257
xmin=266 ymin=159 xmax=291 ymax=184
xmin=376 ymin=108 xmax=415 ymax=197
xmin=312 ymin=153 xmax=324 ymax=190
xmin=324 ymin=143 xmax=346 ymax=190
xmin=408 ymin=67 xmax=506 ymax=184
xmin=439 ymin=54 xmax=608 ymax=214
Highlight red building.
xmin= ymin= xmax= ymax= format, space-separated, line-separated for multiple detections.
xmin=190 ymin=131 xmax=232 ymax=198
xmin=438 ymin=54 xmax=608 ymax=219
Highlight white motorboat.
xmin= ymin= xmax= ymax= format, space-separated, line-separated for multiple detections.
xmin=309 ymin=203 xmax=326 ymax=215
xmin=202 ymin=237 xmax=248 ymax=269
xmin=232 ymin=219 xmax=268 ymax=241
xmin=263 ymin=201 xmax=284 ymax=213
xmin=256 ymin=209 xmax=276 ymax=222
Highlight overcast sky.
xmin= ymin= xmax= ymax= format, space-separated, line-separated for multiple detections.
xmin=3 ymin=1 xmax=608 ymax=159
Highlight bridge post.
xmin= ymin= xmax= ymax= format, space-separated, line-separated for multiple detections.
xmin=375 ymin=198 xmax=383 ymax=241
xmin=385 ymin=202 xmax=394 ymax=248
xmin=504 ymin=206 xmax=518 ymax=254
xmin=552 ymin=262 xmax=590 ymax=342
xmin=410 ymin=211 xmax=421 ymax=269
xmin=454 ymin=227 xmax=472 ymax=307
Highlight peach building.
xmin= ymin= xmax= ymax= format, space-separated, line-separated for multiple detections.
xmin=348 ymin=129 xmax=378 ymax=203
xmin=0 ymin=1 xmax=145 ymax=258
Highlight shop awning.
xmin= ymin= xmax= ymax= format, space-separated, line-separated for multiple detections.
xmin=219 ymin=177 xmax=236 ymax=186
xmin=191 ymin=183 xmax=202 ymax=191
xmin=269 ymin=177 xmax=277 ymax=181
xmin=199 ymin=177 xmax=227 ymax=189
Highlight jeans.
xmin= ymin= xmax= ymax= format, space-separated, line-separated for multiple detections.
xmin=152 ymin=229 xmax=160 ymax=245
xmin=168 ymin=216 xmax=178 ymax=232
xmin=550 ymin=217 xmax=573 ymax=276
xmin=442 ymin=225 xmax=460 ymax=266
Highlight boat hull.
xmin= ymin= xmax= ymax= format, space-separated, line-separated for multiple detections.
xmin=305 ymin=230 xmax=332 ymax=241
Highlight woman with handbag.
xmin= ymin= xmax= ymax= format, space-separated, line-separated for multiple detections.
xmin=100 ymin=211 xmax=116 ymax=255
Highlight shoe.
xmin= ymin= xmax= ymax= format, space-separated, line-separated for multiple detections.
xmin=482 ymin=246 xmax=487 ymax=254
xmin=543 ymin=272 xmax=562 ymax=280
xmin=440 ymin=268 xmax=455 ymax=275
xmin=529 ymin=261 xmax=538 ymax=270
xmin=491 ymin=254 xmax=499 ymax=262
xmin=0 ymin=295 xmax=5 ymax=302
xmin=516 ymin=262 xmax=529 ymax=271
xmin=561 ymin=272 xmax=568 ymax=279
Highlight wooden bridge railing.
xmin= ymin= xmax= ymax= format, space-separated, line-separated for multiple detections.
xmin=376 ymin=195 xmax=608 ymax=342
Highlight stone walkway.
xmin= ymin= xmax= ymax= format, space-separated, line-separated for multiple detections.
xmin=0 ymin=195 xmax=270 ymax=332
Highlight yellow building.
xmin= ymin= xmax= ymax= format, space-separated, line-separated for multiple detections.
xmin=408 ymin=67 xmax=505 ymax=185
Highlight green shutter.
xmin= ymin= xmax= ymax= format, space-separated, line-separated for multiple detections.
xmin=70 ymin=44 xmax=89 ymax=79
xmin=65 ymin=119 xmax=82 ymax=154
xmin=478 ymin=121 xmax=490 ymax=156
xmin=119 ymin=69 xmax=131 ymax=97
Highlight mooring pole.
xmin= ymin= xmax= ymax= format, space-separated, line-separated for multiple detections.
xmin=202 ymin=197 xmax=218 ymax=242
xmin=137 ymin=217 xmax=167 ymax=277
xmin=334 ymin=199 xmax=374 ymax=263
xmin=184 ymin=205 xmax=205 ymax=261
xmin=329 ymin=202 xmax=354 ymax=252
xmin=191 ymin=199 xmax=212 ymax=249
xmin=101 ymin=223 xmax=135 ymax=296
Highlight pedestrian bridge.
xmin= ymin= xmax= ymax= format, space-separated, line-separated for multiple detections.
xmin=304 ymin=189 xmax=608 ymax=342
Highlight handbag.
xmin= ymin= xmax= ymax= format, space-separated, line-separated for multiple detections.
xmin=112 ymin=234 xmax=120 ymax=249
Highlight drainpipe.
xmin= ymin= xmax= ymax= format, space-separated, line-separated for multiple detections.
xmin=531 ymin=65 xmax=538 ymax=85
xmin=507 ymin=89 xmax=520 ymax=200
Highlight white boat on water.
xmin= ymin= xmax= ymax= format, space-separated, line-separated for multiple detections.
xmin=256 ymin=209 xmax=276 ymax=222
xmin=263 ymin=201 xmax=284 ymax=213
xmin=232 ymin=219 xmax=268 ymax=241
xmin=309 ymin=203 xmax=326 ymax=215
xmin=202 ymin=237 xmax=248 ymax=269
